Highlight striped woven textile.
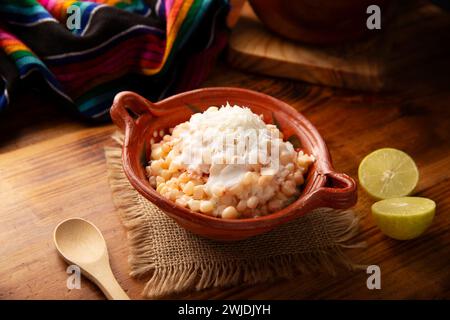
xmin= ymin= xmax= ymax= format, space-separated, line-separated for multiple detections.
xmin=0 ymin=0 xmax=230 ymax=120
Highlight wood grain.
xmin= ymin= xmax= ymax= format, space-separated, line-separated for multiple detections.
xmin=0 ymin=49 xmax=449 ymax=299
xmin=228 ymin=1 xmax=450 ymax=92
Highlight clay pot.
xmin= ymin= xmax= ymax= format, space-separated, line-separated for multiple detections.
xmin=110 ymin=88 xmax=357 ymax=241
xmin=249 ymin=0 xmax=391 ymax=44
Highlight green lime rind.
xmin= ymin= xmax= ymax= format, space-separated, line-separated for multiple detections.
xmin=371 ymin=197 xmax=435 ymax=240
xmin=358 ymin=148 xmax=419 ymax=200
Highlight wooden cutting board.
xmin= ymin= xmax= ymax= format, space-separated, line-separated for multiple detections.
xmin=227 ymin=1 xmax=450 ymax=92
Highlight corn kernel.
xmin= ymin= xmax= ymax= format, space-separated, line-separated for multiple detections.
xmin=188 ymin=199 xmax=200 ymax=212
xmin=162 ymin=143 xmax=171 ymax=154
xmin=281 ymin=180 xmax=297 ymax=196
xmin=200 ymin=200 xmax=214 ymax=214
xmin=220 ymin=194 xmax=235 ymax=206
xmin=172 ymin=129 xmax=181 ymax=138
xmin=258 ymin=175 xmax=273 ymax=186
xmin=242 ymin=172 xmax=258 ymax=185
xmin=168 ymin=189 xmax=179 ymax=201
xmin=175 ymin=198 xmax=187 ymax=208
xmin=181 ymin=195 xmax=191 ymax=203
xmin=237 ymin=200 xmax=247 ymax=212
xmin=285 ymin=163 xmax=295 ymax=172
xmin=294 ymin=171 xmax=304 ymax=184
xmin=193 ymin=185 xmax=204 ymax=200
xmin=280 ymin=151 xmax=293 ymax=165
xmin=159 ymin=159 xmax=169 ymax=169
xmin=166 ymin=179 xmax=177 ymax=189
xmin=168 ymin=162 xmax=180 ymax=173
xmin=247 ymin=196 xmax=259 ymax=209
xmin=192 ymin=179 xmax=203 ymax=186
xmin=151 ymin=142 xmax=160 ymax=149
xmin=179 ymin=172 xmax=189 ymax=183
xmin=160 ymin=169 xmax=171 ymax=181
xmin=157 ymin=183 xmax=166 ymax=193
xmin=298 ymin=152 xmax=314 ymax=167
xmin=268 ymin=199 xmax=283 ymax=211
xmin=151 ymin=147 xmax=163 ymax=160
xmin=162 ymin=191 xmax=170 ymax=199
xmin=222 ymin=206 xmax=239 ymax=219
xmin=211 ymin=185 xmax=225 ymax=197
xmin=150 ymin=160 xmax=162 ymax=173
xmin=275 ymin=191 xmax=288 ymax=201
xmin=182 ymin=181 xmax=195 ymax=196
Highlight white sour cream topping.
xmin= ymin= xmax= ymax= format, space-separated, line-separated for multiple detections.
xmin=169 ymin=104 xmax=296 ymax=192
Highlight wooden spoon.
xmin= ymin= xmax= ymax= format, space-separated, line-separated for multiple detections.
xmin=53 ymin=218 xmax=130 ymax=300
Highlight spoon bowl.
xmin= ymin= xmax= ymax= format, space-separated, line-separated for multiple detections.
xmin=54 ymin=218 xmax=106 ymax=264
xmin=54 ymin=218 xmax=130 ymax=300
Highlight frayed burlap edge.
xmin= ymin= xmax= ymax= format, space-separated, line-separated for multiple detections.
xmin=105 ymin=133 xmax=365 ymax=298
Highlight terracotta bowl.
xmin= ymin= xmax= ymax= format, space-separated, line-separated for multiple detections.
xmin=110 ymin=88 xmax=357 ymax=241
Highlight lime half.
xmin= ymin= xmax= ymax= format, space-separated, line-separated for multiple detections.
xmin=358 ymin=148 xmax=419 ymax=199
xmin=372 ymin=197 xmax=435 ymax=240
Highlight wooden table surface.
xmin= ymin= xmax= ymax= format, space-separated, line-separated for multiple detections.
xmin=1 ymin=55 xmax=449 ymax=299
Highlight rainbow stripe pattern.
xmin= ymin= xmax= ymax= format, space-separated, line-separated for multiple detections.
xmin=0 ymin=0 xmax=230 ymax=120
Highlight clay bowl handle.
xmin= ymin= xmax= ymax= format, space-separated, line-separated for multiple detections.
xmin=110 ymin=92 xmax=153 ymax=131
xmin=110 ymin=91 xmax=175 ymax=132
xmin=312 ymin=171 xmax=357 ymax=209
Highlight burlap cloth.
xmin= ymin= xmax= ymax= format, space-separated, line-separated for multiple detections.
xmin=105 ymin=136 xmax=365 ymax=298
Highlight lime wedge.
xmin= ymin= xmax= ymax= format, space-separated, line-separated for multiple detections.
xmin=372 ymin=197 xmax=435 ymax=240
xmin=358 ymin=148 xmax=419 ymax=199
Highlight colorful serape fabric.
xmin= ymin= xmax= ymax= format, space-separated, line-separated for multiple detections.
xmin=0 ymin=0 xmax=230 ymax=121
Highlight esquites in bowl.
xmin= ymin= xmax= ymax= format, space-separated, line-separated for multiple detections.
xmin=146 ymin=104 xmax=315 ymax=219
xmin=110 ymin=87 xmax=357 ymax=240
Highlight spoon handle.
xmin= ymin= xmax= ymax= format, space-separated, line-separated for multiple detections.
xmin=93 ymin=267 xmax=130 ymax=300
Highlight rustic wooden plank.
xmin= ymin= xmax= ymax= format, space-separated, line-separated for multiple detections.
xmin=0 ymin=91 xmax=89 ymax=154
